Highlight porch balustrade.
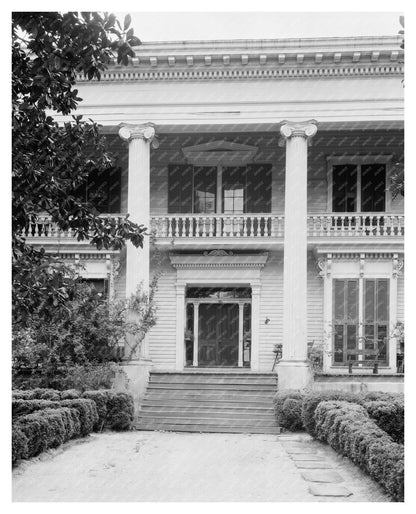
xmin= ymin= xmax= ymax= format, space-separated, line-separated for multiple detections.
xmin=22 ymin=214 xmax=125 ymax=240
xmin=22 ymin=213 xmax=404 ymax=241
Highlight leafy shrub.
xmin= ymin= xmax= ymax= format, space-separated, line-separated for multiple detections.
xmin=81 ymin=390 xmax=110 ymax=431
xmin=58 ymin=364 xmax=118 ymax=392
xmin=59 ymin=399 xmax=98 ymax=436
xmin=12 ymin=425 xmax=29 ymax=463
xmin=314 ymin=400 xmax=404 ymax=501
xmin=363 ymin=399 xmax=404 ymax=444
xmin=106 ymin=392 xmax=134 ymax=430
xmin=301 ymin=390 xmax=358 ymax=437
xmin=273 ymin=390 xmax=305 ymax=431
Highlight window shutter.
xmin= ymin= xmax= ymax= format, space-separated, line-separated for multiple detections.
xmin=168 ymin=164 xmax=193 ymax=213
xmin=246 ymin=164 xmax=272 ymax=213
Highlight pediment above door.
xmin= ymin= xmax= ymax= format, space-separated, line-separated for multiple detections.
xmin=182 ymin=140 xmax=258 ymax=165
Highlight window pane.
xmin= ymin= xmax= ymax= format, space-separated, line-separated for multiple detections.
xmin=334 ymin=280 xmax=345 ymax=322
xmin=364 ymin=280 xmax=375 ymax=322
xmin=347 ymin=325 xmax=357 ymax=351
xmin=364 ymin=325 xmax=375 ymax=350
xmin=334 ymin=325 xmax=344 ymax=363
xmin=377 ymin=279 xmax=389 ymax=321
xmin=377 ymin=325 xmax=388 ymax=360
xmin=332 ymin=165 xmax=357 ymax=212
xmin=347 ymin=281 xmax=358 ymax=322
xmin=361 ymin=164 xmax=386 ymax=212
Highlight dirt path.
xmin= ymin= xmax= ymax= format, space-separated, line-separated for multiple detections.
xmin=12 ymin=431 xmax=389 ymax=502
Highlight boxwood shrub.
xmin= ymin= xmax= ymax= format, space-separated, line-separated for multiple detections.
xmin=273 ymin=390 xmax=305 ymax=431
xmin=106 ymin=392 xmax=134 ymax=430
xmin=12 ymin=407 xmax=80 ymax=462
xmin=12 ymin=425 xmax=29 ymax=463
xmin=59 ymin=399 xmax=98 ymax=436
xmin=301 ymin=390 xmax=361 ymax=437
xmin=314 ymin=400 xmax=404 ymax=501
xmin=81 ymin=390 xmax=110 ymax=431
xmin=363 ymin=399 xmax=404 ymax=444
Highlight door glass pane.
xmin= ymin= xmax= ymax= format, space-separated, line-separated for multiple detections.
xmin=223 ymin=167 xmax=246 ymax=214
xmin=361 ymin=164 xmax=386 ymax=212
xmin=194 ymin=166 xmax=216 ymax=213
xmin=332 ymin=165 xmax=357 ymax=212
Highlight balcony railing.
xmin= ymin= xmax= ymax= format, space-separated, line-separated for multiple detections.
xmin=22 ymin=214 xmax=126 ymax=241
xmin=150 ymin=213 xmax=404 ymax=239
xmin=22 ymin=213 xmax=404 ymax=243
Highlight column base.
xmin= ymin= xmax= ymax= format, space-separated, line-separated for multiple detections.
xmin=276 ymin=359 xmax=313 ymax=390
xmin=115 ymin=359 xmax=153 ymax=419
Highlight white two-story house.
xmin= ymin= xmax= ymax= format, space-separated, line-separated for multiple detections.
xmin=26 ymin=35 xmax=404 ymax=398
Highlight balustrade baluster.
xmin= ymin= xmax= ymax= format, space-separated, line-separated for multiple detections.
xmin=243 ymin=217 xmax=248 ymax=237
xmin=376 ymin=216 xmax=381 ymax=236
xmin=208 ymin=217 xmax=213 ymax=237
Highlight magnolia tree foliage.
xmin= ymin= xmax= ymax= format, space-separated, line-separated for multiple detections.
xmin=12 ymin=12 xmax=145 ymax=320
xmin=12 ymin=12 xmax=156 ymax=382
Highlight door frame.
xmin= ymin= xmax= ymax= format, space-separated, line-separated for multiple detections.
xmin=186 ymin=297 xmax=252 ymax=368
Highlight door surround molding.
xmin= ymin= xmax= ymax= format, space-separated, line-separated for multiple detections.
xmin=172 ymin=255 xmax=263 ymax=371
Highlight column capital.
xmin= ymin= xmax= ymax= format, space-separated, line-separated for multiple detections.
xmin=279 ymin=120 xmax=318 ymax=140
xmin=119 ymin=123 xmax=157 ymax=144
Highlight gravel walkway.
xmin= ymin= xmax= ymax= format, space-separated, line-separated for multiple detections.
xmin=12 ymin=431 xmax=390 ymax=502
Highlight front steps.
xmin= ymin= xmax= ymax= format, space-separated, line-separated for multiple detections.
xmin=136 ymin=371 xmax=280 ymax=434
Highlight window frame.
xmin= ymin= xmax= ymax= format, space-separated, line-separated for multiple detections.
xmin=326 ymin=156 xmax=393 ymax=214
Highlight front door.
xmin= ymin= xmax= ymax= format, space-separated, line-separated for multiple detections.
xmin=198 ymin=303 xmax=239 ymax=366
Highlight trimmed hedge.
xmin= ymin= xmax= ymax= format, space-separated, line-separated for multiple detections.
xmin=314 ymin=401 xmax=404 ymax=501
xmin=301 ymin=390 xmax=358 ymax=437
xmin=12 ymin=425 xmax=29 ymax=463
xmin=363 ymin=399 xmax=404 ymax=444
xmin=12 ymin=388 xmax=135 ymax=432
xmin=12 ymin=388 xmax=61 ymax=401
xmin=12 ymin=407 xmax=81 ymax=463
xmin=106 ymin=392 xmax=134 ymax=430
xmin=273 ymin=390 xmax=305 ymax=431
xmin=81 ymin=390 xmax=110 ymax=431
xmin=59 ymin=399 xmax=98 ymax=436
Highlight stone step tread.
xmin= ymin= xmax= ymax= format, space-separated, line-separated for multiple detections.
xmin=141 ymin=402 xmax=274 ymax=410
xmin=150 ymin=372 xmax=276 ymax=377
xmin=149 ymin=376 xmax=277 ymax=385
xmin=137 ymin=416 xmax=278 ymax=426
xmin=143 ymin=394 xmax=275 ymax=402
xmin=139 ymin=410 xmax=276 ymax=419
xmin=135 ymin=424 xmax=281 ymax=434
xmin=147 ymin=384 xmax=276 ymax=391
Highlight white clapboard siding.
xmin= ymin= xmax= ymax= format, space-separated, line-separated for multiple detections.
xmin=147 ymin=259 xmax=177 ymax=368
xmin=259 ymin=252 xmax=283 ymax=370
xmin=397 ymin=274 xmax=404 ymax=322
xmin=307 ymin=253 xmax=324 ymax=345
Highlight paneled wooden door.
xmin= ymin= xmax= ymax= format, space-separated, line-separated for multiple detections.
xmin=198 ymin=303 xmax=239 ymax=366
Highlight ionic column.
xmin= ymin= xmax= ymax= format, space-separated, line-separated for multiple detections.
xmin=119 ymin=123 xmax=156 ymax=359
xmin=277 ymin=120 xmax=317 ymax=389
